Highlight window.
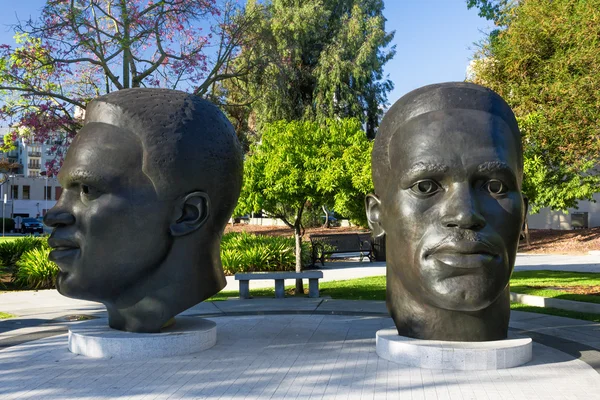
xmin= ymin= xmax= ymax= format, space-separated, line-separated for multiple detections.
xmin=11 ymin=185 xmax=18 ymax=199
xmin=23 ymin=185 xmax=30 ymax=200
xmin=45 ymin=186 xmax=52 ymax=200
xmin=55 ymin=187 xmax=62 ymax=200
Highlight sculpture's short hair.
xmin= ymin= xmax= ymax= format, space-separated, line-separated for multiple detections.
xmin=372 ymin=82 xmax=522 ymax=191
xmin=84 ymin=88 xmax=243 ymax=229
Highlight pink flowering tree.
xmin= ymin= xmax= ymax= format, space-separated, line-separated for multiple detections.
xmin=0 ymin=0 xmax=260 ymax=175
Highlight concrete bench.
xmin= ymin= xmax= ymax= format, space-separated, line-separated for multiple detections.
xmin=234 ymin=271 xmax=324 ymax=299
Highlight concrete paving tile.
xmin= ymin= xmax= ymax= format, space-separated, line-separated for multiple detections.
xmin=316 ymin=299 xmax=387 ymax=315
xmin=211 ymin=298 xmax=323 ymax=314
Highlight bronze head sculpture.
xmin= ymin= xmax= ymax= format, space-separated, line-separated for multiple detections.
xmin=44 ymin=88 xmax=243 ymax=333
xmin=366 ymin=82 xmax=526 ymax=341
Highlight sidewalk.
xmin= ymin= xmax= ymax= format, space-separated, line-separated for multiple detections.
xmin=0 ymin=298 xmax=599 ymax=399
xmin=1 ymin=253 xmax=599 ymax=324
xmin=222 ymin=253 xmax=600 ymax=291
xmin=1 ymin=253 xmax=600 ymax=398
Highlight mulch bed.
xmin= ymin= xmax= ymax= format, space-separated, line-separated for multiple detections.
xmin=546 ymin=286 xmax=600 ymax=296
xmin=518 ymin=227 xmax=600 ymax=254
xmin=226 ymin=224 xmax=600 ymax=254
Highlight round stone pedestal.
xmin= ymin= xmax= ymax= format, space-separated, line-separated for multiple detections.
xmin=376 ymin=329 xmax=532 ymax=370
xmin=68 ymin=317 xmax=217 ymax=359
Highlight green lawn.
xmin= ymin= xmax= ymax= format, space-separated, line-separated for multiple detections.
xmin=208 ymin=272 xmax=600 ymax=322
xmin=0 ymin=237 xmax=23 ymax=243
xmin=510 ymin=270 xmax=600 ymax=304
xmin=208 ymin=275 xmax=387 ymax=301
xmin=0 ymin=312 xmax=15 ymax=319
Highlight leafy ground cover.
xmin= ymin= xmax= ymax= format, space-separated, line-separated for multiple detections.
xmin=510 ymin=270 xmax=600 ymax=304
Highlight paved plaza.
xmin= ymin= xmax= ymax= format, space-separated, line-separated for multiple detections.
xmin=1 ymin=254 xmax=599 ymax=399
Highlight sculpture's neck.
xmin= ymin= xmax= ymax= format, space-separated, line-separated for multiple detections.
xmin=105 ymin=240 xmax=225 ymax=333
xmin=386 ymin=271 xmax=510 ymax=342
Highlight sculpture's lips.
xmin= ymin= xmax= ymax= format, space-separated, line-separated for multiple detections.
xmin=425 ymin=241 xmax=498 ymax=269
xmin=48 ymin=237 xmax=80 ymax=265
xmin=48 ymin=237 xmax=79 ymax=250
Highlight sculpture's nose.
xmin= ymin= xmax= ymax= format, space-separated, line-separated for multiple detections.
xmin=440 ymin=183 xmax=486 ymax=230
xmin=44 ymin=203 xmax=75 ymax=228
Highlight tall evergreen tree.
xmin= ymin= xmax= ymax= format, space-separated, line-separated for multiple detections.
xmin=225 ymin=0 xmax=395 ymax=140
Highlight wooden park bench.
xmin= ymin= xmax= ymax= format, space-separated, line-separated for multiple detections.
xmin=309 ymin=233 xmax=374 ymax=267
xmin=235 ymin=271 xmax=324 ymax=299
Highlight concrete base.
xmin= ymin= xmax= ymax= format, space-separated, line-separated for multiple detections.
xmin=376 ymin=328 xmax=532 ymax=370
xmin=68 ymin=317 xmax=217 ymax=359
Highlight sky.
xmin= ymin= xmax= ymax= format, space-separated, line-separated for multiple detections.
xmin=0 ymin=0 xmax=492 ymax=107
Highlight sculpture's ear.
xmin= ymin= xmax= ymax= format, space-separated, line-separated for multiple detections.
xmin=365 ymin=194 xmax=385 ymax=238
xmin=170 ymin=191 xmax=210 ymax=237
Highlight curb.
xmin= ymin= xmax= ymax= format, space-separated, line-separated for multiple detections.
xmin=510 ymin=292 xmax=600 ymax=314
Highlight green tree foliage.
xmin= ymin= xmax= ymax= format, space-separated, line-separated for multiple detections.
xmin=466 ymin=0 xmax=516 ymax=25
xmin=468 ymin=0 xmax=600 ymax=213
xmin=0 ymin=1 xmax=260 ymax=173
xmin=235 ymin=118 xmax=372 ymax=290
xmin=226 ymin=0 xmax=395 ymax=140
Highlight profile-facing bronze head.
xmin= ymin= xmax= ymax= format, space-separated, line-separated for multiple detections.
xmin=44 ymin=88 xmax=243 ymax=333
xmin=366 ymin=82 xmax=526 ymax=341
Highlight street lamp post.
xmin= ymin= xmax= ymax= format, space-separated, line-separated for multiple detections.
xmin=2 ymin=194 xmax=5 ymax=237
xmin=0 ymin=176 xmax=11 ymax=237
xmin=40 ymin=171 xmax=48 ymax=215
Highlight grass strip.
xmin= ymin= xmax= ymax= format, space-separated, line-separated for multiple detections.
xmin=207 ymin=276 xmax=387 ymax=301
xmin=510 ymin=303 xmax=600 ymax=323
xmin=511 ymin=270 xmax=600 ymax=304
xmin=511 ymin=270 xmax=600 ymax=285
xmin=510 ymin=287 xmax=600 ymax=304
xmin=208 ymin=274 xmax=600 ymax=322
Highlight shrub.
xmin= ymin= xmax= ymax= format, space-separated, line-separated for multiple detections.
xmin=220 ymin=232 xmax=311 ymax=274
xmin=13 ymin=247 xmax=59 ymax=290
xmin=0 ymin=237 xmax=48 ymax=274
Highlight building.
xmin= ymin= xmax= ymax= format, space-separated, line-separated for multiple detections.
xmin=0 ymin=127 xmax=62 ymax=218
xmin=527 ymin=195 xmax=600 ymax=230
xmin=2 ymin=174 xmax=61 ymax=218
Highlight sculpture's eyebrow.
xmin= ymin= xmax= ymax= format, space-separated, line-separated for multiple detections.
xmin=406 ymin=162 xmax=449 ymax=176
xmin=477 ymin=161 xmax=514 ymax=175
xmin=64 ymin=169 xmax=109 ymax=188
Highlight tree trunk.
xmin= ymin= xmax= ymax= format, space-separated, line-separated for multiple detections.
xmin=524 ymin=220 xmax=531 ymax=247
xmin=294 ymin=226 xmax=304 ymax=294
xmin=120 ymin=0 xmax=131 ymax=89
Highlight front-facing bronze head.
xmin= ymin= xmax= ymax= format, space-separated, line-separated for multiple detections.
xmin=44 ymin=88 xmax=243 ymax=333
xmin=366 ymin=82 xmax=526 ymax=341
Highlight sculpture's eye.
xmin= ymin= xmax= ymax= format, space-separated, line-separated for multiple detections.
xmin=484 ymin=179 xmax=506 ymax=195
xmin=410 ymin=180 xmax=442 ymax=196
xmin=80 ymin=184 xmax=101 ymax=202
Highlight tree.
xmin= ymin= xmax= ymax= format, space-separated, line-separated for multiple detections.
xmin=466 ymin=0 xmax=517 ymax=25
xmin=468 ymin=0 xmax=600 ymax=214
xmin=0 ymin=0 xmax=260 ymax=174
xmin=224 ymin=0 xmax=395 ymax=140
xmin=235 ymin=118 xmax=372 ymax=293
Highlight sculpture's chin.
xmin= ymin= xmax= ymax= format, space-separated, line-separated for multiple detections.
xmin=56 ymin=271 xmax=99 ymax=302
xmin=427 ymin=276 xmax=508 ymax=312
